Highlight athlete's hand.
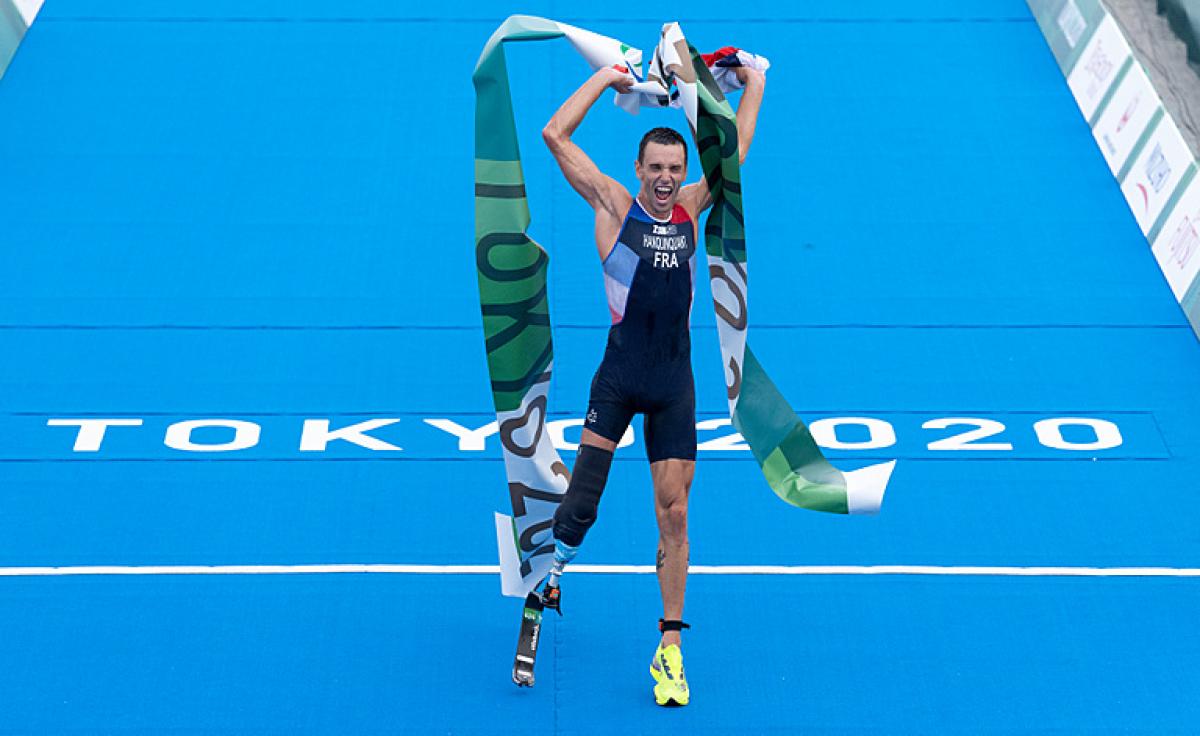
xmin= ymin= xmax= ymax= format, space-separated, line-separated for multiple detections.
xmin=598 ymin=67 xmax=635 ymax=94
xmin=733 ymin=65 xmax=765 ymax=87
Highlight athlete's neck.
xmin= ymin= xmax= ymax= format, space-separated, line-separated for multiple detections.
xmin=635 ymin=193 xmax=673 ymax=223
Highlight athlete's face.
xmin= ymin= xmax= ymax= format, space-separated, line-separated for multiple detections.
xmin=635 ymin=142 xmax=687 ymax=218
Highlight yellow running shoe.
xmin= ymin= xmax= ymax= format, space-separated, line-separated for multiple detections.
xmin=649 ymin=643 xmax=690 ymax=706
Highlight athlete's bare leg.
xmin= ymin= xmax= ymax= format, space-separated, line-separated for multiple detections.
xmin=579 ymin=428 xmax=618 ymax=453
xmin=650 ymin=458 xmax=695 ymax=648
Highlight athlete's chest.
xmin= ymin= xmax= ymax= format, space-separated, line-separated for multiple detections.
xmin=616 ymin=212 xmax=696 ymax=271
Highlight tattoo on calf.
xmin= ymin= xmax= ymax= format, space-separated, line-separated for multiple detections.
xmin=656 ymin=548 xmax=666 ymax=571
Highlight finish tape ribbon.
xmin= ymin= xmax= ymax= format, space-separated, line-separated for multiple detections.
xmin=472 ymin=16 xmax=896 ymax=597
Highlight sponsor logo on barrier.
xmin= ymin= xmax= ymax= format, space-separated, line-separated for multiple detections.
xmin=1113 ymin=96 xmax=1139 ymax=138
xmin=1067 ymin=16 xmax=1130 ymax=119
xmin=1093 ymin=64 xmax=1158 ymax=173
xmin=1057 ymin=0 xmax=1087 ymax=49
xmin=1120 ymin=113 xmax=1193 ymax=234
xmin=1151 ymin=179 xmax=1200 ymax=298
xmin=1165 ymin=216 xmax=1198 ymax=271
xmin=1081 ymin=44 xmax=1114 ymax=100
xmin=1146 ymin=144 xmax=1171 ymax=194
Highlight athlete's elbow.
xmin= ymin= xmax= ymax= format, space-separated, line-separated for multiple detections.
xmin=542 ymin=124 xmax=565 ymax=151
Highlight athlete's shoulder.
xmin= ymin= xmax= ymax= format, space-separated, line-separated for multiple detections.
xmin=676 ymin=180 xmax=711 ymax=221
xmin=607 ymin=186 xmax=635 ymax=218
xmin=669 ymin=204 xmax=693 ymax=226
xmin=669 ymin=203 xmax=699 ymax=235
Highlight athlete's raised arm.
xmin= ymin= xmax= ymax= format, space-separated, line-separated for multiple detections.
xmin=543 ymin=69 xmax=634 ymax=235
xmin=680 ymin=65 xmax=766 ymax=216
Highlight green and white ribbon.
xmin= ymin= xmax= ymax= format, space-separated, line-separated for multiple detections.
xmin=473 ymin=17 xmax=895 ymax=597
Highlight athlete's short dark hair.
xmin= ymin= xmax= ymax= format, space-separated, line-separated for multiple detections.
xmin=637 ymin=127 xmax=687 ymax=163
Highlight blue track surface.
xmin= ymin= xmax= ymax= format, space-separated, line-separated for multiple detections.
xmin=1 ymin=1 xmax=1199 ymax=732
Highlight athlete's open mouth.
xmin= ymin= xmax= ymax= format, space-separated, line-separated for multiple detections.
xmin=654 ymin=184 xmax=673 ymax=203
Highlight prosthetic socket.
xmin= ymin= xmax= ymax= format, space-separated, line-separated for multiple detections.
xmin=546 ymin=444 xmax=613 ymax=588
xmin=552 ymin=444 xmax=615 ymax=547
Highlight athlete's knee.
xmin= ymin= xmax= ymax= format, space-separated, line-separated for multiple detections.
xmin=658 ymin=506 xmax=688 ymax=543
xmin=655 ymin=491 xmax=689 ymax=543
xmin=552 ymin=444 xmax=615 ymax=547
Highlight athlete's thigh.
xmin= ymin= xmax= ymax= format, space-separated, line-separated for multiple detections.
xmin=643 ymin=379 xmax=697 ymax=465
xmin=583 ymin=365 xmax=635 ymax=450
xmin=650 ymin=458 xmax=695 ymax=507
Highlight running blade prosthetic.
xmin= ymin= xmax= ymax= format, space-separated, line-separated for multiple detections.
xmin=511 ymin=584 xmax=561 ymax=687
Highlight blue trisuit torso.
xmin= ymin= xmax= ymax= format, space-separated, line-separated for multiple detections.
xmin=584 ymin=198 xmax=698 ymax=462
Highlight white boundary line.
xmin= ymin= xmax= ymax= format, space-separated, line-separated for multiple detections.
xmin=0 ymin=564 xmax=1197 ymax=577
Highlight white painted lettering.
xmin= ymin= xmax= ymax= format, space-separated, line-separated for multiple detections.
xmin=810 ymin=417 xmax=897 ymax=450
xmin=165 ymin=419 xmax=260 ymax=452
xmin=423 ymin=418 xmax=499 ymax=451
xmin=299 ymin=418 xmax=402 ymax=452
xmin=47 ymin=418 xmax=144 ymax=452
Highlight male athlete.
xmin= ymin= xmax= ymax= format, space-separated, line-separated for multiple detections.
xmin=540 ymin=62 xmax=765 ymax=706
